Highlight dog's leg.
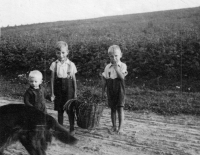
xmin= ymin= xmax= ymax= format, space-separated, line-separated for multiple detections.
xmin=0 ymin=129 xmax=20 ymax=155
xmin=19 ymin=133 xmax=46 ymax=155
xmin=20 ymin=138 xmax=46 ymax=155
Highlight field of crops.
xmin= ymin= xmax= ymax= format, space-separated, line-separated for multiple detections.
xmin=1 ymin=7 xmax=200 ymax=82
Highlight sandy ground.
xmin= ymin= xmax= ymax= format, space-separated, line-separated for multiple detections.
xmin=1 ymin=97 xmax=200 ymax=155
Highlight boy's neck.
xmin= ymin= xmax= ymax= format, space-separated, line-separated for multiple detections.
xmin=59 ymin=58 xmax=68 ymax=63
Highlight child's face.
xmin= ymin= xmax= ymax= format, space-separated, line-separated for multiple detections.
xmin=108 ymin=49 xmax=122 ymax=64
xmin=56 ymin=47 xmax=68 ymax=61
xmin=29 ymin=76 xmax=42 ymax=89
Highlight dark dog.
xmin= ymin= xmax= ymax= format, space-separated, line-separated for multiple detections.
xmin=0 ymin=104 xmax=78 ymax=155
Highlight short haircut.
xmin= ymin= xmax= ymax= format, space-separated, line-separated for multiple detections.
xmin=29 ymin=70 xmax=43 ymax=80
xmin=108 ymin=45 xmax=122 ymax=54
xmin=55 ymin=41 xmax=68 ymax=50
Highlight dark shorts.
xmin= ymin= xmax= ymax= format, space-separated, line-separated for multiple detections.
xmin=106 ymin=78 xmax=125 ymax=109
xmin=54 ymin=78 xmax=74 ymax=111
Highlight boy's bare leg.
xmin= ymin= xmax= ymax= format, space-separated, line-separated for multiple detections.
xmin=111 ymin=108 xmax=117 ymax=132
xmin=117 ymin=107 xmax=124 ymax=134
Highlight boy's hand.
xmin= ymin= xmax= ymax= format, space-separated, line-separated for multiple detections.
xmin=67 ymin=72 xmax=73 ymax=79
xmin=51 ymin=95 xmax=55 ymax=102
xmin=113 ymin=63 xmax=119 ymax=71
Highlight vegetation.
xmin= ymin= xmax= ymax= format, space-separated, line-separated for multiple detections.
xmin=1 ymin=75 xmax=200 ymax=115
xmin=1 ymin=7 xmax=200 ymax=115
xmin=1 ymin=7 xmax=200 ymax=79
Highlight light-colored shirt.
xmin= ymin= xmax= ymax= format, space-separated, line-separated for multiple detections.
xmin=50 ymin=59 xmax=77 ymax=78
xmin=102 ymin=61 xmax=128 ymax=79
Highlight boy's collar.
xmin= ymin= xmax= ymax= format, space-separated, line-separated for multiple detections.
xmin=29 ymin=85 xmax=41 ymax=90
xmin=56 ymin=59 xmax=70 ymax=64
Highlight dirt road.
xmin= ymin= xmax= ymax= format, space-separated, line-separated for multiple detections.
xmin=1 ymin=97 xmax=200 ymax=155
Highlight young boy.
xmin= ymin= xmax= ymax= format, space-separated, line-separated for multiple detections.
xmin=102 ymin=45 xmax=128 ymax=134
xmin=50 ymin=41 xmax=77 ymax=135
xmin=24 ymin=70 xmax=47 ymax=113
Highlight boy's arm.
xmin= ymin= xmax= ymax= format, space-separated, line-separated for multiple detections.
xmin=24 ymin=91 xmax=33 ymax=106
xmin=72 ymin=74 xmax=77 ymax=98
xmin=114 ymin=63 xmax=128 ymax=80
xmin=101 ymin=76 xmax=106 ymax=99
xmin=50 ymin=71 xmax=55 ymax=101
xmin=114 ymin=65 xmax=125 ymax=80
xmin=42 ymin=85 xmax=50 ymax=101
xmin=71 ymin=62 xmax=78 ymax=98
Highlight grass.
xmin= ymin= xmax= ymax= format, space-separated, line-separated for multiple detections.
xmin=125 ymin=87 xmax=200 ymax=115
xmin=1 ymin=74 xmax=200 ymax=116
xmin=0 ymin=75 xmax=29 ymax=99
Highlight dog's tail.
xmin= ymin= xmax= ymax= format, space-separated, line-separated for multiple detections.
xmin=47 ymin=115 xmax=78 ymax=145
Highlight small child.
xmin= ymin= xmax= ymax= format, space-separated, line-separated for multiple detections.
xmin=50 ymin=41 xmax=77 ymax=134
xmin=102 ymin=45 xmax=128 ymax=134
xmin=24 ymin=70 xmax=47 ymax=113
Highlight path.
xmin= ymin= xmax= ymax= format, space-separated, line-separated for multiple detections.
xmin=1 ymin=97 xmax=200 ymax=155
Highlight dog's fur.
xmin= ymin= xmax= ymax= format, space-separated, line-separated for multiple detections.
xmin=0 ymin=104 xmax=78 ymax=155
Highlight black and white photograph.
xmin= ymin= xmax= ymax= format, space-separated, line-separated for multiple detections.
xmin=1 ymin=0 xmax=200 ymax=154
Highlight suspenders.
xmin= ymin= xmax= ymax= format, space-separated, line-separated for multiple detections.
xmin=54 ymin=60 xmax=72 ymax=78
xmin=54 ymin=61 xmax=58 ymax=79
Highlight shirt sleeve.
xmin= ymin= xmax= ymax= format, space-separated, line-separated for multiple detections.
xmin=121 ymin=63 xmax=128 ymax=76
xmin=71 ymin=62 xmax=77 ymax=74
xmin=41 ymin=85 xmax=50 ymax=101
xmin=102 ymin=65 xmax=108 ymax=78
xmin=49 ymin=62 xmax=56 ymax=72
xmin=24 ymin=90 xmax=33 ymax=106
